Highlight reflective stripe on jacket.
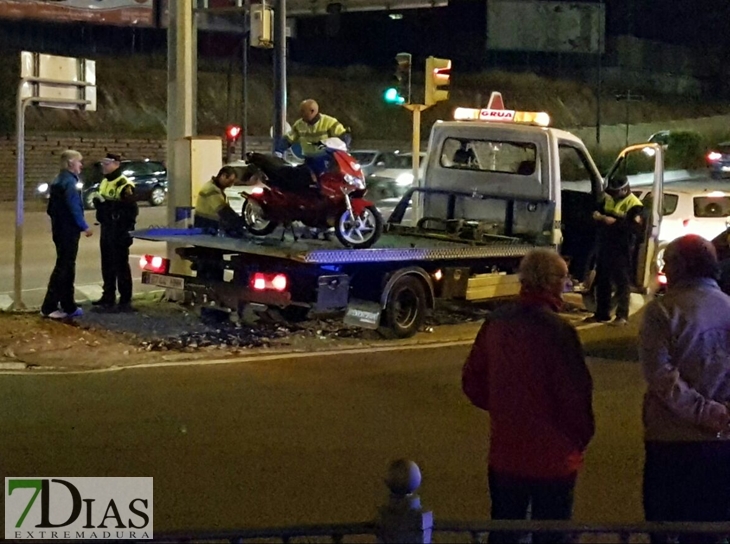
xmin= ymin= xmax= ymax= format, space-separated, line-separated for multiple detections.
xmin=284 ymin=114 xmax=347 ymax=156
xmin=195 ymin=178 xmax=227 ymax=223
xmin=603 ymin=192 xmax=643 ymax=217
xmin=99 ymin=174 xmax=135 ymax=201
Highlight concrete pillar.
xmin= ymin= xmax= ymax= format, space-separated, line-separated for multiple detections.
xmin=166 ymin=0 xmax=197 ymax=229
xmin=376 ymin=460 xmax=433 ymax=544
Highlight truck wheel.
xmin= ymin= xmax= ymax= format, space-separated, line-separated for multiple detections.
xmin=381 ymin=276 xmax=427 ymax=338
xmin=335 ymin=205 xmax=383 ymax=249
xmin=243 ymin=200 xmax=277 ymax=235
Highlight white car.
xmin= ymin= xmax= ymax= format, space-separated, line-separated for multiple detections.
xmin=369 ymin=152 xmax=427 ymax=188
xmin=636 ymin=182 xmax=730 ymax=243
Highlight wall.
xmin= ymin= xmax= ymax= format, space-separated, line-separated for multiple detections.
xmin=0 ymin=134 xmax=409 ymax=202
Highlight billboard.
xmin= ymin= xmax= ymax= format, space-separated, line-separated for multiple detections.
xmin=0 ymin=0 xmax=155 ymax=27
xmin=487 ymin=0 xmax=605 ymax=54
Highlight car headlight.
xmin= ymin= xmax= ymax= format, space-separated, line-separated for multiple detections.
xmin=75 ymin=181 xmax=84 ymax=190
xmin=396 ymin=173 xmax=414 ymax=187
xmin=37 ymin=183 xmax=49 ymax=193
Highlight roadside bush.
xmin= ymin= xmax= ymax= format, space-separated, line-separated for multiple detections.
xmin=666 ymin=130 xmax=705 ymax=170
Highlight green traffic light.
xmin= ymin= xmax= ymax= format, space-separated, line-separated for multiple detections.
xmin=384 ymin=87 xmax=405 ymax=105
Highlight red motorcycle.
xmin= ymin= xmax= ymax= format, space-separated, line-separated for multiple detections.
xmin=241 ymin=140 xmax=383 ymax=249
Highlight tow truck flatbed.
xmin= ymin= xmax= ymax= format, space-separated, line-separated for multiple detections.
xmin=132 ymin=227 xmax=537 ymax=264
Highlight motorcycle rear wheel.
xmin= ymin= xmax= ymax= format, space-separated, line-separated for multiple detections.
xmin=242 ymin=199 xmax=277 ymax=236
xmin=335 ymin=205 xmax=383 ymax=249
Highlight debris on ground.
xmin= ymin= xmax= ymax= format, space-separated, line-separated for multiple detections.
xmin=0 ymin=293 xmax=593 ymax=371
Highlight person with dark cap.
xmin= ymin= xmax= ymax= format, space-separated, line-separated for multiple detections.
xmin=586 ymin=173 xmax=644 ymax=325
xmin=92 ymin=153 xmax=138 ymax=311
xmin=640 ymin=234 xmax=730 ymax=544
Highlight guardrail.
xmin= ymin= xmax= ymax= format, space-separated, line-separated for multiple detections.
xmin=140 ymin=460 xmax=730 ymax=544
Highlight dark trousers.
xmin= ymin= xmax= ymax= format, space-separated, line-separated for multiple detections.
xmin=100 ymin=227 xmax=132 ymax=304
xmin=644 ymin=441 xmax=730 ymax=544
xmin=41 ymin=227 xmax=80 ymax=315
xmin=595 ymin=255 xmax=631 ymax=320
xmin=488 ymin=469 xmax=576 ymax=544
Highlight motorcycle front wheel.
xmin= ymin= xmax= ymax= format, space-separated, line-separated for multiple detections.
xmin=335 ymin=205 xmax=383 ymax=249
xmin=242 ymin=199 xmax=278 ymax=236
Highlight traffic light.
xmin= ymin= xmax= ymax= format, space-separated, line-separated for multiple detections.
xmin=226 ymin=125 xmax=242 ymax=142
xmin=425 ymin=56 xmax=451 ymax=106
xmin=225 ymin=125 xmax=242 ymax=162
xmin=394 ymin=52 xmax=412 ymax=105
xmin=383 ymin=87 xmax=405 ymax=105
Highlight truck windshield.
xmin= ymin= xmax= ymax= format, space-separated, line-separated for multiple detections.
xmin=439 ymin=137 xmax=537 ymax=176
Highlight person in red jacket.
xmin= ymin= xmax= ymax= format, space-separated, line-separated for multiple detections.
xmin=462 ymin=248 xmax=595 ymax=544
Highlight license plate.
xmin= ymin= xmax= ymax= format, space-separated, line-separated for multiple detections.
xmin=344 ymin=300 xmax=382 ymax=329
xmin=146 ymin=273 xmax=185 ymax=290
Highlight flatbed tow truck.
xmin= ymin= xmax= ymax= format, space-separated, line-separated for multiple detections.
xmin=134 ymin=98 xmax=665 ymax=338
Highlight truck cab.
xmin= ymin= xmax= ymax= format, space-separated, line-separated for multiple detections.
xmin=401 ymin=101 xmax=665 ymax=301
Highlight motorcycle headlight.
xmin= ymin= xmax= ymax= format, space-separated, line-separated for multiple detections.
xmin=37 ymin=183 xmax=49 ymax=193
xmin=344 ymin=173 xmax=366 ymax=190
xmin=396 ymin=173 xmax=414 ymax=187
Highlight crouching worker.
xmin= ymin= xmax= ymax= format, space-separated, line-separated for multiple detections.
xmin=194 ymin=166 xmax=246 ymax=237
xmin=194 ymin=166 xmax=246 ymax=282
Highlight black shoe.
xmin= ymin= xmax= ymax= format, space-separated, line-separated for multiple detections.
xmin=583 ymin=315 xmax=610 ymax=324
xmin=117 ymin=302 xmax=137 ymax=313
xmin=92 ymin=297 xmax=115 ymax=307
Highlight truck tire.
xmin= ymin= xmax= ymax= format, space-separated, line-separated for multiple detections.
xmin=242 ymin=200 xmax=277 ymax=236
xmin=380 ymin=275 xmax=427 ymax=338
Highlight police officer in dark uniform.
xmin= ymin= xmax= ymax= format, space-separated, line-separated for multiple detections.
xmin=92 ymin=153 xmax=139 ymax=311
xmin=587 ymin=173 xmax=644 ymax=326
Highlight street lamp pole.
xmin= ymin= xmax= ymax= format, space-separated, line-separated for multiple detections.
xmin=596 ymin=0 xmax=604 ymax=146
xmin=272 ymin=0 xmax=287 ymax=149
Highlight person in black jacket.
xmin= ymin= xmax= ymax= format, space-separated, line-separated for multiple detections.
xmin=92 ymin=153 xmax=139 ymax=312
xmin=41 ymin=150 xmax=93 ymax=319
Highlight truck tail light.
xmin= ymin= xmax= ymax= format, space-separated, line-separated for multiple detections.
xmin=140 ymin=254 xmax=170 ymax=274
xmin=708 ymin=151 xmax=722 ymax=162
xmin=250 ymin=272 xmax=289 ymax=292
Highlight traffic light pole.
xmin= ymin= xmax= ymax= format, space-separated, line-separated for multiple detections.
xmin=403 ymin=103 xmax=431 ymax=221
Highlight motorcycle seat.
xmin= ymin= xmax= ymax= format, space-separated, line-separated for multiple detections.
xmin=248 ymin=153 xmax=314 ymax=192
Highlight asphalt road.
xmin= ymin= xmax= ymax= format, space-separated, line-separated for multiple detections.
xmin=0 ymin=205 xmax=167 ymax=309
xmin=0 ymin=344 xmax=645 ymax=533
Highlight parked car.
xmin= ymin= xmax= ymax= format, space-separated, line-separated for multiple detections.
xmin=37 ymin=159 xmax=167 ymax=209
xmin=706 ymin=142 xmax=730 ymax=179
xmin=636 ymin=182 xmax=730 ymax=243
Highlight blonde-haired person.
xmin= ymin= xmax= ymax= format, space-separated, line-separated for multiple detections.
xmin=41 ymin=150 xmax=93 ymax=319
xmin=462 ymin=248 xmax=594 ymax=544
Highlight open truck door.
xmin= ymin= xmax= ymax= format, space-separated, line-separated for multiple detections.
xmin=605 ymin=143 xmax=665 ymax=299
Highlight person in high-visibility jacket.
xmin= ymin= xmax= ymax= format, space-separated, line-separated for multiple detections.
xmin=193 ymin=166 xmax=246 ymax=281
xmin=278 ymin=99 xmax=350 ymax=157
xmin=92 ymin=153 xmax=139 ymax=311
xmin=193 ymin=166 xmax=246 ymax=236
xmin=586 ymin=174 xmax=644 ymax=326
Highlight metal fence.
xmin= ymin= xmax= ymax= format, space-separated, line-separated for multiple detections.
xmin=132 ymin=460 xmax=730 ymax=544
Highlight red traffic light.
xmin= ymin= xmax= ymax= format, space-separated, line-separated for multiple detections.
xmin=226 ymin=125 xmax=242 ymax=141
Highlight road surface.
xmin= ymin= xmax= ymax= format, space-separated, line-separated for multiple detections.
xmin=0 ymin=205 xmax=166 ymax=309
xmin=0 ymin=343 xmax=645 ymax=533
